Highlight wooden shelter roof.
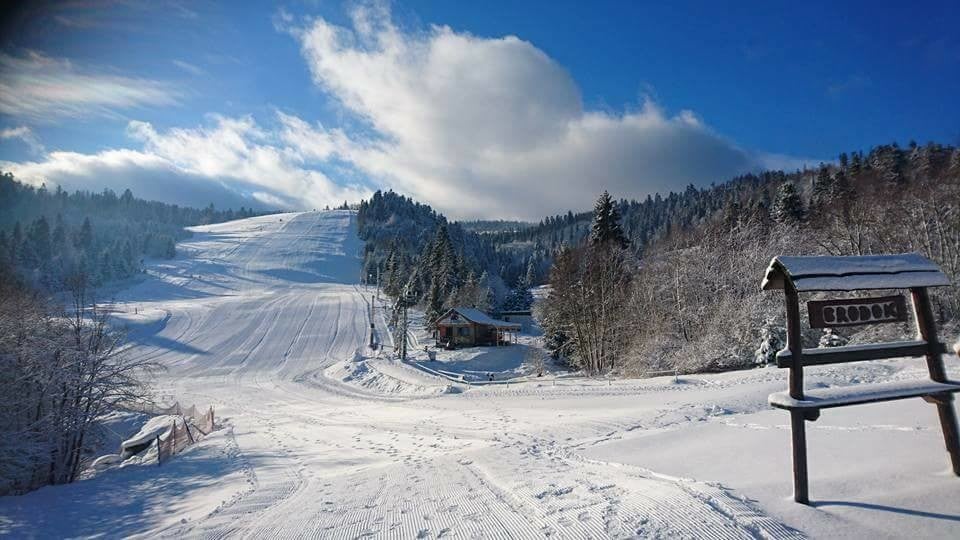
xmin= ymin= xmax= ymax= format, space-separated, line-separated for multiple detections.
xmin=760 ymin=253 xmax=950 ymax=292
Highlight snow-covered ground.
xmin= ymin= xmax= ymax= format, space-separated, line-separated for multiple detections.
xmin=2 ymin=210 xmax=959 ymax=539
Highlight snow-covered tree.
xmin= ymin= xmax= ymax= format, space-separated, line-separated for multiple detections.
xmin=501 ymin=273 xmax=534 ymax=311
xmin=0 ymin=271 xmax=161 ymax=494
xmin=818 ymin=329 xmax=847 ymax=348
xmin=524 ymin=258 xmax=537 ymax=287
xmin=772 ymin=182 xmax=805 ymax=225
xmin=754 ymin=319 xmax=784 ymax=365
xmin=590 ymin=191 xmax=629 ymax=248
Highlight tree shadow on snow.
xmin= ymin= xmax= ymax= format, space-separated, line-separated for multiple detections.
xmin=813 ymin=500 xmax=960 ymax=522
xmin=256 ymin=268 xmax=327 ymax=284
xmin=0 ymin=431 xmax=252 ymax=537
xmin=127 ymin=334 xmax=209 ymax=356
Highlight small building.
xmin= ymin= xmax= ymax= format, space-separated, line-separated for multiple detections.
xmin=494 ymin=310 xmax=534 ymax=332
xmin=434 ymin=307 xmax=521 ymax=348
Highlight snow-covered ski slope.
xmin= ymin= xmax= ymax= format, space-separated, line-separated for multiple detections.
xmin=2 ymin=210 xmax=959 ymax=539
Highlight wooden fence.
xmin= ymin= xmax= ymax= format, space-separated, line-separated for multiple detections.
xmin=134 ymin=403 xmax=216 ymax=465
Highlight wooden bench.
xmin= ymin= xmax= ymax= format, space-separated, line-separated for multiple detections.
xmin=761 ymin=253 xmax=960 ymax=504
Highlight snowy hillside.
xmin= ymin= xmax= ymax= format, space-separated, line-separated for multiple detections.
xmin=1 ymin=210 xmax=958 ymax=539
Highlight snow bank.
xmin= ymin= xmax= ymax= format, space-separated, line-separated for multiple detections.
xmin=120 ymin=414 xmax=179 ymax=458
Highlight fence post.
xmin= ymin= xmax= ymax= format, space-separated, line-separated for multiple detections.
xmin=171 ymin=420 xmax=177 ymax=455
xmin=185 ymin=421 xmax=195 ymax=444
xmin=156 ymin=435 xmax=161 ymax=466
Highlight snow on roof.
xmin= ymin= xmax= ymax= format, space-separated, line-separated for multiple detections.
xmin=442 ymin=307 xmax=522 ymax=329
xmin=761 ymin=253 xmax=950 ymax=292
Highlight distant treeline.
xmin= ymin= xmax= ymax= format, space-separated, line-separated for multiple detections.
xmin=538 ymin=141 xmax=960 ymax=375
xmin=357 ymin=191 xmax=538 ymax=327
xmin=357 ymin=141 xmax=960 ymax=375
xmin=0 ymin=172 xmax=271 ymax=291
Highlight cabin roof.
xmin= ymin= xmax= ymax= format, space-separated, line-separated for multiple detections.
xmin=761 ymin=253 xmax=950 ymax=292
xmin=437 ymin=307 xmax=522 ymax=329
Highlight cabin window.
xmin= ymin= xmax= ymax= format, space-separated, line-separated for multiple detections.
xmin=458 ymin=327 xmax=470 ymax=337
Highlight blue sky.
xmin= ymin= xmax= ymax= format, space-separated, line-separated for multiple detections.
xmin=1 ymin=1 xmax=958 ymax=218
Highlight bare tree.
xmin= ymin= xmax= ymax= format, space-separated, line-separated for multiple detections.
xmin=0 ymin=271 xmax=161 ymax=494
xmin=541 ymin=243 xmax=631 ymax=375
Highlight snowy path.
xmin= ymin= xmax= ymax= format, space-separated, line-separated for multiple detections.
xmin=124 ymin=211 xmax=796 ymax=539
xmin=2 ymin=210 xmax=958 ymax=539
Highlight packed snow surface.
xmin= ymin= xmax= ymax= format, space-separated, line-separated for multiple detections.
xmin=2 ymin=210 xmax=959 ymax=539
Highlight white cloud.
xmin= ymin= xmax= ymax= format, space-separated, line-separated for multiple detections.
xmin=284 ymin=4 xmax=803 ymax=219
xmin=0 ymin=148 xmax=268 ymax=209
xmin=0 ymin=125 xmax=45 ymax=154
xmin=172 ymin=59 xmax=205 ymax=76
xmin=126 ymin=115 xmax=368 ymax=208
xmin=276 ymin=111 xmax=345 ymax=162
xmin=0 ymin=51 xmax=178 ymax=121
xmin=1 ymin=114 xmax=371 ymax=211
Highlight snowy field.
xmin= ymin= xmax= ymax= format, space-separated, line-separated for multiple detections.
xmin=1 ymin=210 xmax=959 ymax=539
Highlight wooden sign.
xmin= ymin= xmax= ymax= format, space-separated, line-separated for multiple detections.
xmin=807 ymin=295 xmax=907 ymax=328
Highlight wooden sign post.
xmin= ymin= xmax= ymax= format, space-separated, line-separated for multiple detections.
xmin=807 ymin=295 xmax=907 ymax=328
xmin=760 ymin=253 xmax=960 ymax=504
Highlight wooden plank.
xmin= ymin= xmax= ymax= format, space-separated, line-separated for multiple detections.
xmin=783 ymin=284 xmax=810 ymax=504
xmin=912 ymin=288 xmax=947 ymax=382
xmin=912 ymin=287 xmax=960 ymax=475
xmin=769 ymin=380 xmax=960 ymax=410
xmin=785 ymin=287 xmax=804 ymax=399
xmin=790 ymin=411 xmax=809 ymax=504
xmin=775 ymin=340 xmax=946 ymax=368
xmin=807 ymin=295 xmax=907 ymax=328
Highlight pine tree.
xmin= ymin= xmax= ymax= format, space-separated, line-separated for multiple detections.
xmin=165 ymin=237 xmax=176 ymax=258
xmin=425 ymin=277 xmax=445 ymax=329
xmin=383 ymin=246 xmax=401 ymax=297
xmin=590 ymin=191 xmax=629 ymax=248
xmin=850 ymin=152 xmax=862 ymax=176
xmin=77 ymin=217 xmax=94 ymax=252
xmin=503 ymin=272 xmax=533 ymax=311
xmin=51 ymin=214 xmax=66 ymax=250
xmin=811 ymin=165 xmax=833 ymax=213
xmin=832 ymin=169 xmax=852 ymax=201
xmin=772 ymin=182 xmax=805 ymax=225
xmin=871 ymin=145 xmax=906 ymax=187
xmin=722 ymin=199 xmax=742 ymax=229
xmin=121 ymin=240 xmax=135 ymax=274
xmin=524 ymin=258 xmax=537 ymax=288
xmin=98 ymin=250 xmax=113 ymax=283
xmin=475 ymin=270 xmax=495 ymax=312
xmin=428 ymin=225 xmax=456 ymax=300
xmin=28 ymin=216 xmax=51 ymax=264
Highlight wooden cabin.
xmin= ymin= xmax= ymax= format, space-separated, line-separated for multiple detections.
xmin=434 ymin=307 xmax=521 ymax=348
